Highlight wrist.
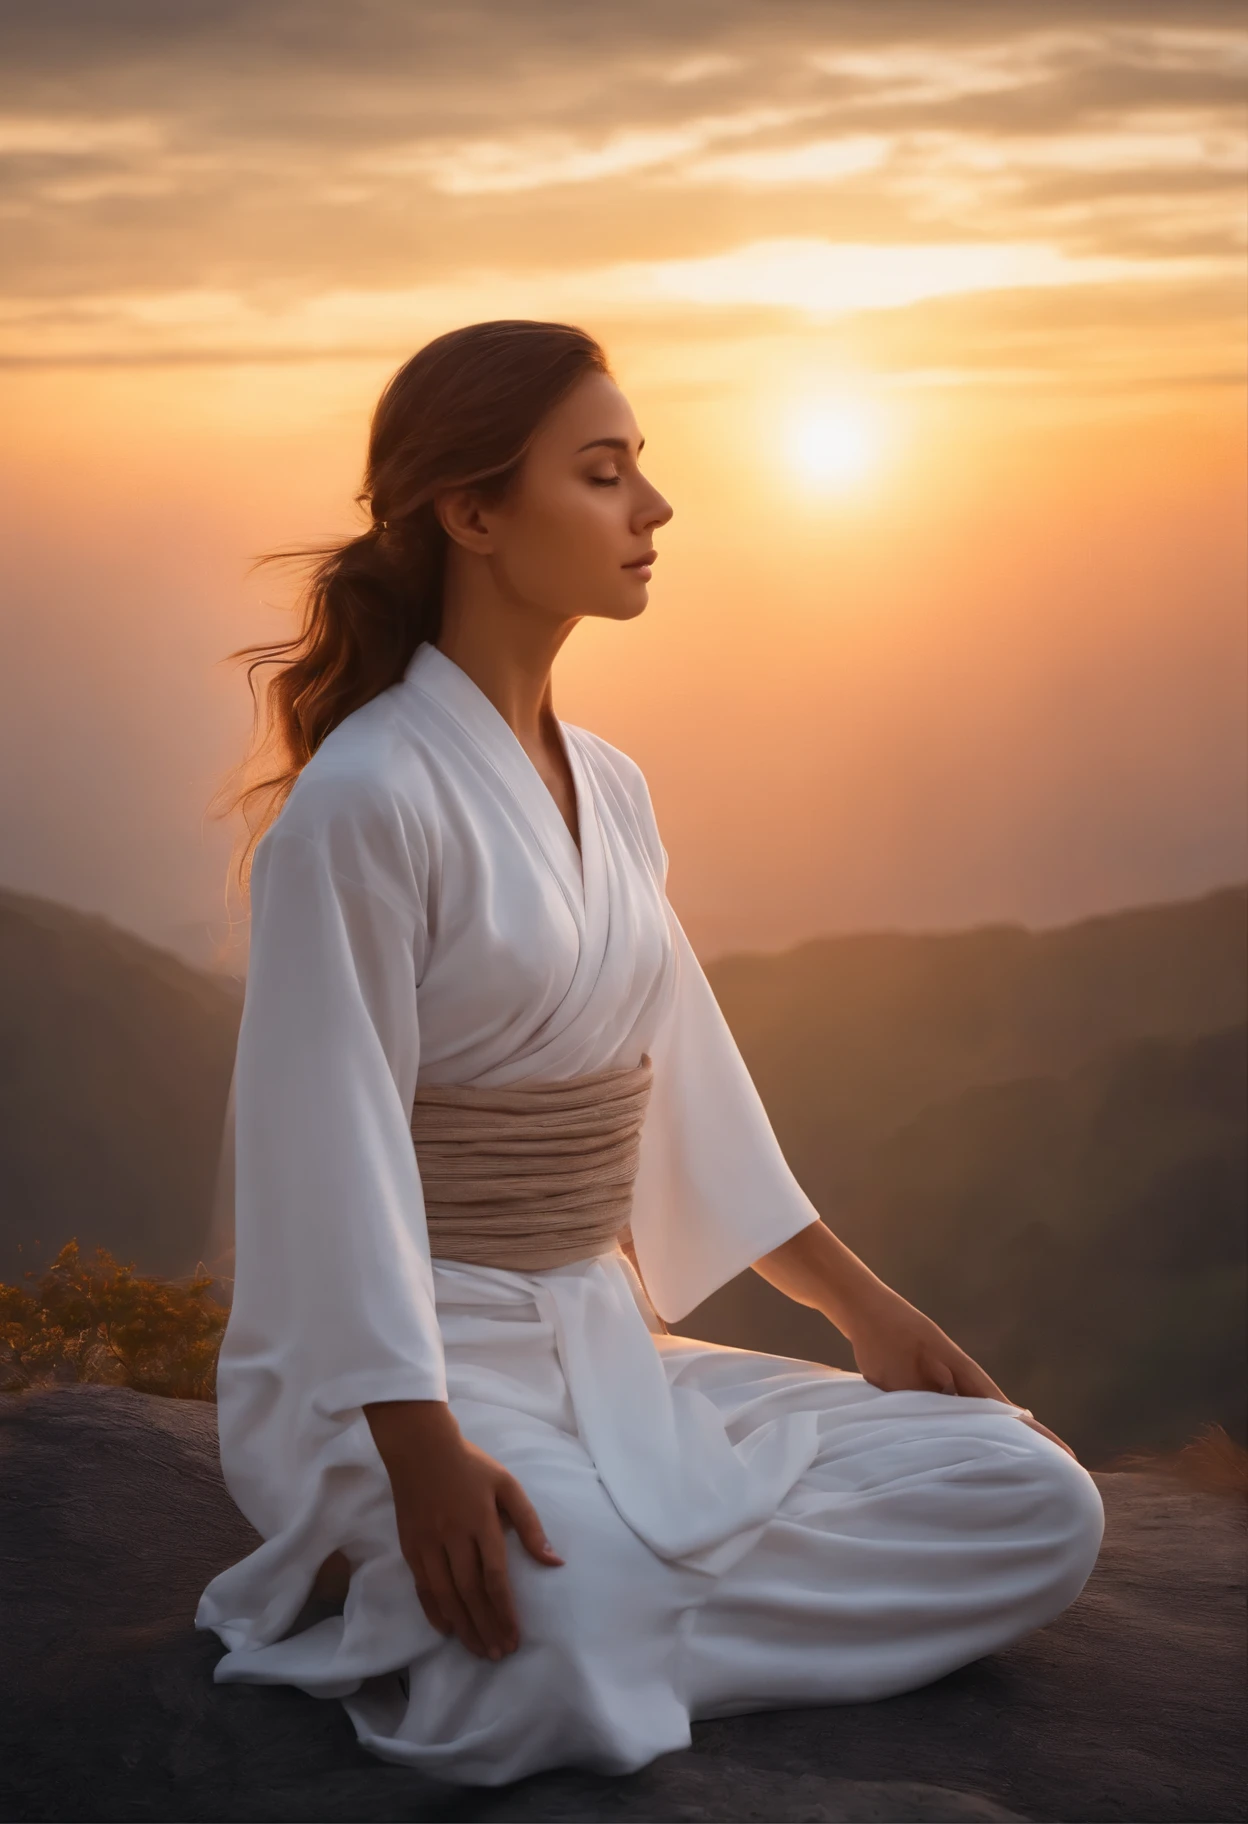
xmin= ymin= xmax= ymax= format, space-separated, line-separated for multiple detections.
xmin=821 ymin=1267 xmax=903 ymax=1344
xmin=363 ymin=1397 xmax=463 ymax=1469
xmin=755 ymin=1221 xmax=907 ymax=1344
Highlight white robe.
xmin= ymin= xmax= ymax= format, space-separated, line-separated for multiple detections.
xmin=196 ymin=640 xmax=1105 ymax=1785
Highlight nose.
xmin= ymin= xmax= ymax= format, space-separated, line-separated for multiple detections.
xmin=638 ymin=480 xmax=674 ymax=533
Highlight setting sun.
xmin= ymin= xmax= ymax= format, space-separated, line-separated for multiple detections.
xmin=785 ymin=398 xmax=880 ymax=493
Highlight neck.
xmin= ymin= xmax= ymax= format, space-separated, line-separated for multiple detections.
xmin=436 ymin=551 xmax=579 ymax=745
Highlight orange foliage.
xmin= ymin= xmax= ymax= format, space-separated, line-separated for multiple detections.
xmin=1106 ymin=1423 xmax=1248 ymax=1499
xmin=0 ymin=1240 xmax=227 ymax=1400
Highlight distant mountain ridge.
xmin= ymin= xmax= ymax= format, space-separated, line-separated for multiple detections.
xmin=706 ymin=883 xmax=1247 ymax=1214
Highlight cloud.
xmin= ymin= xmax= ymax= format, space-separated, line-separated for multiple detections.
xmin=677 ymin=137 xmax=890 ymax=187
xmin=0 ymin=114 xmax=163 ymax=154
xmin=2 ymin=234 xmax=1232 ymax=373
xmin=373 ymin=107 xmax=818 ymax=195
xmin=639 ymin=237 xmax=1226 ymax=313
xmin=0 ymin=0 xmax=1241 ymax=373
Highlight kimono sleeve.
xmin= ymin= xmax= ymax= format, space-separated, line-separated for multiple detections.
xmin=624 ymin=804 xmax=821 ymax=1326
xmin=223 ymin=800 xmax=447 ymax=1425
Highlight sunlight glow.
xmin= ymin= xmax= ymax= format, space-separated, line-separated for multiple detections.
xmin=785 ymin=398 xmax=880 ymax=493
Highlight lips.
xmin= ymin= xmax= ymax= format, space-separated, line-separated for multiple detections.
xmin=624 ymin=550 xmax=657 ymax=569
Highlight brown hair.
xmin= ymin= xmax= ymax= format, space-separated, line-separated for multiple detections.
xmin=221 ymin=319 xmax=611 ymax=885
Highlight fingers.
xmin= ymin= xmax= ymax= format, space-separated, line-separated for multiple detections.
xmin=1018 ymin=1413 xmax=1080 ymax=1461
xmin=937 ymin=1354 xmax=1079 ymax=1460
xmin=476 ymin=1525 xmax=521 ymax=1656
xmin=407 ymin=1524 xmax=528 ymax=1661
xmin=414 ymin=1579 xmax=453 ymax=1639
xmin=921 ymin=1349 xmax=1080 ymax=1462
xmin=863 ymin=1334 xmax=1076 ymax=1464
xmin=399 ymin=1539 xmax=453 ymax=1637
xmin=446 ymin=1534 xmax=512 ymax=1661
xmin=496 ymin=1475 xmax=564 ymax=1565
xmin=946 ymin=1351 xmax=1009 ymax=1402
xmin=419 ymin=1546 xmax=490 ymax=1659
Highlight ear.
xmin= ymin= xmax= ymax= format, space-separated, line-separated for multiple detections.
xmin=434 ymin=486 xmax=496 ymax=555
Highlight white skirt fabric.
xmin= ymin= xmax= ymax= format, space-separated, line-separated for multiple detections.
xmin=197 ymin=1252 xmax=1106 ymax=1787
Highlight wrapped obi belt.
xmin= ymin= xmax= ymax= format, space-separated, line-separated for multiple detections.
xmin=410 ymin=1056 xmax=654 ymax=1272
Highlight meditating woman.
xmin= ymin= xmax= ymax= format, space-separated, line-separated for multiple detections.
xmin=196 ymin=318 xmax=1105 ymax=1786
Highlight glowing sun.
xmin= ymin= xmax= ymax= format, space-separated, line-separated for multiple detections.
xmin=785 ymin=398 xmax=879 ymax=493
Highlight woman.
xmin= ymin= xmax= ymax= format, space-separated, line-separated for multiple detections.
xmin=196 ymin=319 xmax=1104 ymax=1786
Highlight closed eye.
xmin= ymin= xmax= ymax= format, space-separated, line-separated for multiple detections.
xmin=589 ymin=475 xmax=621 ymax=487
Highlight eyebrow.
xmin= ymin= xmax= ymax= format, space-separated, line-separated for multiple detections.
xmin=575 ymin=435 xmax=645 ymax=455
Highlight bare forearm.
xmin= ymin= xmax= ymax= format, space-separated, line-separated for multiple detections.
xmin=363 ymin=1397 xmax=462 ymax=1471
xmin=752 ymin=1218 xmax=896 ymax=1341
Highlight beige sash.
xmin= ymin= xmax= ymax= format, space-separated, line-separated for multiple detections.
xmin=410 ymin=1055 xmax=654 ymax=1275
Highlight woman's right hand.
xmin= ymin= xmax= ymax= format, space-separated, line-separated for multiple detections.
xmin=363 ymin=1398 xmax=564 ymax=1660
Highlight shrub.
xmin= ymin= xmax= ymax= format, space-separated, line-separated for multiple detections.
xmin=0 ymin=1240 xmax=227 ymax=1400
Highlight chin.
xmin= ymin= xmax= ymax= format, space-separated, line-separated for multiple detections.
xmin=582 ymin=589 xmax=649 ymax=625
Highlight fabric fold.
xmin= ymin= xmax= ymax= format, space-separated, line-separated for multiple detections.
xmin=435 ymin=1254 xmax=823 ymax=1579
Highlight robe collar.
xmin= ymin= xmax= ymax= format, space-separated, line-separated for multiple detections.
xmin=401 ymin=639 xmax=596 ymax=919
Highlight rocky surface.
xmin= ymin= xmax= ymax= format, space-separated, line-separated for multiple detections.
xmin=0 ymin=1386 xmax=1243 ymax=1823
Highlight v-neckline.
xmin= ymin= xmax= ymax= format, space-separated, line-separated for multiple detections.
xmin=546 ymin=715 xmax=584 ymax=865
xmin=404 ymin=641 xmax=587 ymax=899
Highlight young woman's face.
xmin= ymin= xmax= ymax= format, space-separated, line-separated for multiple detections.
xmin=461 ymin=371 xmax=674 ymax=626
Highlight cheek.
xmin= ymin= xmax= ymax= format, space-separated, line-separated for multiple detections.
xmin=508 ymin=490 xmax=621 ymax=595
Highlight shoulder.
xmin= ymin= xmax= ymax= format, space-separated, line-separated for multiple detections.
xmin=256 ymin=689 xmax=438 ymax=907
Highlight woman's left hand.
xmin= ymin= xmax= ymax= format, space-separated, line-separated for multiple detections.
xmin=753 ymin=1221 xmax=1079 ymax=1462
xmin=848 ymin=1282 xmax=1079 ymax=1461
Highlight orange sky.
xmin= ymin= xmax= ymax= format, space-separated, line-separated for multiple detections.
xmin=0 ymin=3 xmax=1244 ymax=963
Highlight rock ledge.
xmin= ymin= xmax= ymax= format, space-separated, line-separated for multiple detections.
xmin=0 ymin=1386 xmax=1243 ymax=1823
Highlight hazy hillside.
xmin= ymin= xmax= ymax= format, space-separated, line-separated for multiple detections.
xmin=0 ymin=889 xmax=241 ymax=1282
xmin=706 ymin=883 xmax=1248 ymax=1217
xmin=866 ymin=1021 xmax=1247 ymax=1456
xmin=682 ymin=1020 xmax=1246 ymax=1462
